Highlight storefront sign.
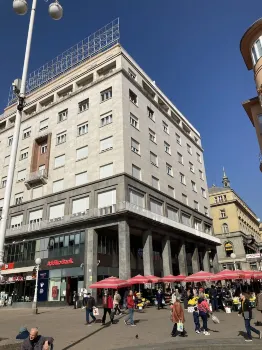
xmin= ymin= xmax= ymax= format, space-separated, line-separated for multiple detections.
xmin=7 ymin=276 xmax=24 ymax=282
xmin=37 ymin=270 xmax=49 ymax=302
xmin=47 ymin=258 xmax=74 ymax=267
xmin=1 ymin=263 xmax=14 ymax=270
xmin=246 ymin=253 xmax=261 ymax=261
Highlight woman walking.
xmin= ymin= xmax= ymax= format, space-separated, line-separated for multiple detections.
xmin=171 ymin=296 xmax=186 ymax=337
xmin=113 ymin=290 xmax=122 ymax=315
xmin=239 ymin=292 xmax=261 ymax=342
xmin=198 ymin=295 xmax=211 ymax=335
xmin=124 ymin=290 xmax=136 ymax=326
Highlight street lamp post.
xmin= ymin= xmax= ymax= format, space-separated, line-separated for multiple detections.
xmin=230 ymin=253 xmax=237 ymax=271
xmin=32 ymin=257 xmax=41 ymax=314
xmin=0 ymin=0 xmax=63 ymax=269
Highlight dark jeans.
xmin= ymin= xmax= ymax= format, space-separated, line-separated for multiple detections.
xmin=199 ymin=311 xmax=208 ymax=331
xmin=114 ymin=304 xmax=121 ymax=315
xmin=86 ymin=308 xmax=96 ymax=323
xmin=172 ymin=323 xmax=185 ymax=336
xmin=244 ymin=318 xmax=260 ymax=339
xmin=157 ymin=301 xmax=163 ymax=310
xmin=211 ymin=298 xmax=218 ymax=311
xmin=194 ymin=320 xmax=200 ymax=332
xmin=102 ymin=308 xmax=113 ymax=324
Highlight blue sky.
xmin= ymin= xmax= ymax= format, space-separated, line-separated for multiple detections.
xmin=0 ymin=0 xmax=261 ymax=217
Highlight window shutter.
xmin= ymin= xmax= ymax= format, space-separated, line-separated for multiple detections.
xmin=149 ymin=199 xmax=163 ymax=215
xmin=98 ymin=189 xmax=116 ymax=208
xmin=129 ymin=189 xmax=145 ymax=207
xmin=53 ymin=179 xmax=63 ymax=193
xmin=29 ymin=209 xmax=43 ymax=221
xmin=55 ymin=155 xmax=65 ymax=168
xmin=100 ymin=163 xmax=113 ymax=179
xmin=72 ymin=197 xmax=89 ymax=214
xmin=100 ymin=137 xmax=113 ymax=152
xmin=49 ymin=203 xmax=65 ymax=219
xmin=11 ymin=215 xmax=23 ymax=226
xmin=76 ymin=146 xmax=88 ymax=160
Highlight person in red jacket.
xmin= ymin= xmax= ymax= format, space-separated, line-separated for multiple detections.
xmin=101 ymin=292 xmax=114 ymax=325
xmin=124 ymin=290 xmax=136 ymax=326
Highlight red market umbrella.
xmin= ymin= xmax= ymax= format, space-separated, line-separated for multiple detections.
xmin=160 ymin=274 xmax=186 ymax=282
xmin=89 ymin=276 xmax=130 ymax=289
xmin=241 ymin=270 xmax=255 ymax=279
xmin=127 ymin=274 xmax=150 ymax=285
xmin=145 ymin=275 xmax=160 ymax=283
xmin=253 ymin=271 xmax=262 ymax=279
xmin=215 ymin=269 xmax=246 ymax=280
xmin=184 ymin=271 xmax=216 ymax=282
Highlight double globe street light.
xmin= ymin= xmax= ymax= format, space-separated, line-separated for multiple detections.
xmin=0 ymin=0 xmax=63 ymax=312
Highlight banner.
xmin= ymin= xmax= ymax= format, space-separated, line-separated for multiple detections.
xmin=37 ymin=270 xmax=49 ymax=302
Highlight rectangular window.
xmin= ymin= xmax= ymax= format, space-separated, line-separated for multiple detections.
xmin=128 ymin=68 xmax=136 ymax=80
xmin=56 ymin=132 xmax=67 ymax=145
xmin=204 ymin=224 xmax=211 ymax=234
xmin=39 ymin=165 xmax=46 ymax=172
xmin=181 ymin=213 xmax=191 ymax=226
xmin=4 ymin=156 xmax=10 ymax=167
xmin=164 ymin=141 xmax=171 ymax=154
xmin=149 ymin=129 xmax=156 ymax=143
xmin=100 ymin=136 xmax=113 ymax=152
xmin=131 ymin=138 xmax=140 ymax=154
xmin=204 ymin=207 xmax=209 ymax=216
xmin=167 ymin=206 xmax=178 ymax=221
xmin=191 ymin=181 xmax=197 ymax=192
xmin=201 ymin=187 xmax=207 ymax=198
xmin=180 ymin=173 xmax=186 ymax=185
xmin=182 ymin=194 xmax=188 ymax=205
xmin=1 ymin=177 xmax=7 ymax=188
xmin=10 ymin=214 xmax=23 ymax=229
xmin=78 ymin=99 xmax=89 ymax=113
xmin=77 ymin=122 xmax=88 ymax=136
xmin=129 ymin=188 xmax=145 ymax=208
xmin=58 ymin=109 xmax=68 ymax=123
xmin=197 ymin=153 xmax=202 ymax=163
xmin=23 ymin=127 xmax=31 ymax=139
xmin=49 ymin=203 xmax=65 ymax=220
xmin=152 ymin=176 xmax=159 ymax=189
xmin=29 ymin=209 xmax=43 ymax=224
xmin=17 ymin=169 xmax=26 ymax=182
xmin=53 ymin=179 xmax=64 ymax=193
xmin=176 ymin=133 xmax=181 ymax=145
xmin=72 ymin=197 xmax=89 ymax=214
xmin=150 ymin=198 xmax=163 ymax=215
xmin=166 ymin=163 xmax=173 ymax=176
xmin=98 ymin=189 xmax=116 ymax=208
xmin=199 ymin=170 xmax=204 ymax=180
xmin=187 ymin=143 xmax=192 ymax=155
xmin=189 ymin=162 xmax=194 ymax=173
xmin=130 ymin=113 xmax=139 ymax=129
xmin=101 ymin=87 xmax=112 ymax=102
xmin=101 ymin=113 xmax=112 ymax=127
xmin=132 ymin=164 xmax=141 ymax=180
xmin=194 ymin=200 xmax=199 ymax=211
xmin=32 ymin=186 xmax=43 ymax=199
xmin=15 ymin=192 xmax=23 ymax=205
xmin=129 ymin=89 xmax=137 ymax=104
xmin=150 ymin=152 xmax=158 ymax=166
xmin=220 ymin=209 xmax=226 ymax=218
xmin=100 ymin=163 xmax=113 ymax=179
xmin=177 ymin=152 xmax=183 ymax=164
xmin=75 ymin=171 xmax=88 ymax=186
xmin=168 ymin=185 xmax=175 ymax=198
xmin=8 ymin=136 xmax=13 ymax=147
xmin=54 ymin=154 xmax=65 ymax=168
xmin=76 ymin=146 xmax=88 ymax=160
xmin=40 ymin=143 xmax=47 ymax=154
xmin=163 ymin=121 xmax=169 ymax=134
xmin=147 ymin=107 xmax=154 ymax=120
xmin=39 ymin=118 xmax=48 ymax=131
xmin=194 ymin=218 xmax=201 ymax=230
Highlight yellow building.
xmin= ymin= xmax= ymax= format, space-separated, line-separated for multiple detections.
xmin=209 ymin=170 xmax=261 ymax=270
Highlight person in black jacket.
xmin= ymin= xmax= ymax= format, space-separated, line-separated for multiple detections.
xmin=209 ymin=285 xmax=218 ymax=312
xmin=85 ymin=293 xmax=96 ymax=325
xmin=238 ymin=292 xmax=261 ymax=342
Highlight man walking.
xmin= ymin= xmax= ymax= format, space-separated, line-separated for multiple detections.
xmin=209 ymin=285 xmax=218 ymax=312
xmin=85 ymin=293 xmax=96 ymax=325
xmin=124 ymin=290 xmax=136 ymax=326
xmin=239 ymin=292 xmax=261 ymax=342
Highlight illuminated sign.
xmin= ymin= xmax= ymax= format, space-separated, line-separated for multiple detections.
xmin=1 ymin=263 xmax=14 ymax=270
xmin=47 ymin=258 xmax=74 ymax=267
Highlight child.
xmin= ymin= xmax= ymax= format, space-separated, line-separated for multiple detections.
xmin=193 ymin=306 xmax=200 ymax=334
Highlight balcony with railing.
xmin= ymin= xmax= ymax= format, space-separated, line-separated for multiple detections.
xmin=25 ymin=169 xmax=48 ymax=189
xmin=6 ymin=202 xmax=220 ymax=244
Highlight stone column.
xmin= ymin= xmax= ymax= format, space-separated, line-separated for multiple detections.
xmin=178 ymin=241 xmax=188 ymax=276
xmin=211 ymin=250 xmax=220 ymax=273
xmin=203 ymin=249 xmax=211 ymax=272
xmin=192 ymin=247 xmax=200 ymax=273
xmin=142 ymin=230 xmax=154 ymax=276
xmin=118 ymin=219 xmax=131 ymax=280
xmin=84 ymin=228 xmax=98 ymax=299
xmin=162 ymin=236 xmax=173 ymax=276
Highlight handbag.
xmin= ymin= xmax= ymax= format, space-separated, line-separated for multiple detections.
xmin=177 ymin=321 xmax=184 ymax=332
xmin=93 ymin=307 xmax=99 ymax=316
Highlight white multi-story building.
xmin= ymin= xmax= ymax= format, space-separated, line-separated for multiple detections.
xmin=0 ymin=22 xmax=219 ymax=304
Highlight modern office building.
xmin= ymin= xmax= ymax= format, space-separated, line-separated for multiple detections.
xmin=209 ymin=170 xmax=261 ymax=270
xmin=0 ymin=20 xmax=219 ymax=304
xmin=240 ymin=18 xmax=262 ymax=172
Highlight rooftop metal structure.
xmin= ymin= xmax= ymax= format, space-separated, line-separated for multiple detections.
xmin=8 ymin=18 xmax=120 ymax=106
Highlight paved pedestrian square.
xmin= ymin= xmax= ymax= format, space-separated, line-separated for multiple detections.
xmin=0 ymin=306 xmax=262 ymax=349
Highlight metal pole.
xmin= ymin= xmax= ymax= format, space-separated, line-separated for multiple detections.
xmin=32 ymin=264 xmax=39 ymax=314
xmin=0 ymin=0 xmax=37 ymax=267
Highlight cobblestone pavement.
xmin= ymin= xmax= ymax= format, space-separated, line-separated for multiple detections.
xmin=0 ymin=306 xmax=262 ymax=349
